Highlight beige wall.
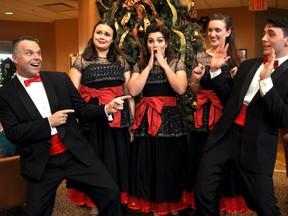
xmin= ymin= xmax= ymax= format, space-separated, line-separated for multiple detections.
xmin=0 ymin=19 xmax=78 ymax=73
xmin=197 ymin=7 xmax=287 ymax=59
xmin=0 ymin=20 xmax=55 ymax=71
xmin=54 ymin=19 xmax=79 ymax=73
xmin=78 ymin=0 xmax=100 ymax=53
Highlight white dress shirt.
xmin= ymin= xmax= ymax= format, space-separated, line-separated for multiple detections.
xmin=17 ymin=73 xmax=57 ymax=135
xmin=210 ymin=56 xmax=288 ymax=105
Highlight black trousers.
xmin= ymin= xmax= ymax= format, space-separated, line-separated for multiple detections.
xmin=24 ymin=150 xmax=121 ymax=216
xmin=194 ymin=123 xmax=280 ymax=216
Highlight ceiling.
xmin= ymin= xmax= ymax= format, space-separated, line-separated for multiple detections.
xmin=0 ymin=0 xmax=78 ymax=23
xmin=0 ymin=0 xmax=287 ymax=23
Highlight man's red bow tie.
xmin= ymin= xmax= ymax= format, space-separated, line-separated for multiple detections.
xmin=263 ymin=57 xmax=279 ymax=69
xmin=24 ymin=75 xmax=42 ymax=87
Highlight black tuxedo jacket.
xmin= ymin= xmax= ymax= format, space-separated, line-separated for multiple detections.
xmin=0 ymin=71 xmax=108 ymax=180
xmin=204 ymin=58 xmax=288 ymax=175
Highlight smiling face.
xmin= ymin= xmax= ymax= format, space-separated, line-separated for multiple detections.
xmin=147 ymin=31 xmax=167 ymax=56
xmin=262 ymin=24 xmax=288 ymax=58
xmin=207 ymin=20 xmax=231 ymax=48
xmin=93 ymin=23 xmax=114 ymax=53
xmin=12 ymin=40 xmax=42 ymax=78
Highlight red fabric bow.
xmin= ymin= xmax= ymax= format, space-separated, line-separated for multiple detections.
xmin=263 ymin=57 xmax=279 ymax=69
xmin=194 ymin=90 xmax=223 ymax=130
xmin=132 ymin=97 xmax=163 ymax=136
xmin=132 ymin=96 xmax=176 ymax=136
xmin=24 ymin=75 xmax=41 ymax=86
xmin=79 ymin=84 xmax=124 ymax=128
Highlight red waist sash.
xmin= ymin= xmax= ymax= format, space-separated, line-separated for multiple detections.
xmin=194 ymin=89 xmax=223 ymax=131
xmin=132 ymin=96 xmax=176 ymax=136
xmin=50 ymin=133 xmax=67 ymax=155
xmin=234 ymin=104 xmax=248 ymax=126
xmin=79 ymin=85 xmax=124 ymax=128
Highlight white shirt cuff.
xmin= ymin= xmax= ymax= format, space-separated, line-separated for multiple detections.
xmin=48 ymin=117 xmax=57 ymax=135
xmin=104 ymin=107 xmax=113 ymax=121
xmin=210 ymin=69 xmax=222 ymax=79
xmin=259 ymin=77 xmax=273 ymax=96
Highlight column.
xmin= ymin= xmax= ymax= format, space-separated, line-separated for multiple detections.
xmin=78 ymin=0 xmax=101 ymax=53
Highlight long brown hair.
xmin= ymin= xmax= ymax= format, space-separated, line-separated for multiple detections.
xmin=82 ymin=19 xmax=123 ymax=63
xmin=209 ymin=13 xmax=243 ymax=67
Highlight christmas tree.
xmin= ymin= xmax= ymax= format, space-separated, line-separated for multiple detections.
xmin=96 ymin=0 xmax=206 ymax=131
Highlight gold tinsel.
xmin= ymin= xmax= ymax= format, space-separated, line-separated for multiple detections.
xmin=166 ymin=0 xmax=187 ymax=61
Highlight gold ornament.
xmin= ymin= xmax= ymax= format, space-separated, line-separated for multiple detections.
xmin=138 ymin=26 xmax=144 ymax=32
xmin=143 ymin=17 xmax=151 ymax=31
xmin=179 ymin=0 xmax=194 ymax=12
xmin=191 ymin=99 xmax=197 ymax=108
xmin=114 ymin=21 xmax=119 ymax=31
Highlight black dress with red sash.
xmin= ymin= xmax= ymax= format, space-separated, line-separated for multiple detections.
xmin=128 ymin=59 xmax=189 ymax=215
xmin=67 ymin=56 xmax=132 ymax=206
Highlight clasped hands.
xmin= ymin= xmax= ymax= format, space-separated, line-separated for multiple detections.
xmin=147 ymin=48 xmax=168 ymax=71
xmin=49 ymin=95 xmax=131 ymax=127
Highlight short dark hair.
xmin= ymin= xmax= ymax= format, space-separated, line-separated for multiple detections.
xmin=266 ymin=17 xmax=288 ymax=36
xmin=12 ymin=36 xmax=39 ymax=54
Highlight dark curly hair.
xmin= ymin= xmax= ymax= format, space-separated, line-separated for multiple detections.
xmin=139 ymin=23 xmax=175 ymax=68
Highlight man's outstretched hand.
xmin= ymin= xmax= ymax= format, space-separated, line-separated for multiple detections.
xmin=49 ymin=109 xmax=75 ymax=127
xmin=105 ymin=95 xmax=132 ymax=114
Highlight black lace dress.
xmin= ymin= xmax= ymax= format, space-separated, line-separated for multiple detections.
xmin=67 ymin=55 xmax=132 ymax=206
xmin=128 ymin=58 xmax=189 ymax=215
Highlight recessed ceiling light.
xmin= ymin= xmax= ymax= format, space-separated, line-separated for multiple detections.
xmin=5 ymin=12 xmax=14 ymax=15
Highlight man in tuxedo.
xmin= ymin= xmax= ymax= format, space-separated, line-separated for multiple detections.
xmin=194 ymin=17 xmax=288 ymax=215
xmin=0 ymin=36 xmax=130 ymax=216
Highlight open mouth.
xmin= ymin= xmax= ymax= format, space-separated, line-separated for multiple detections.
xmin=31 ymin=63 xmax=40 ymax=67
